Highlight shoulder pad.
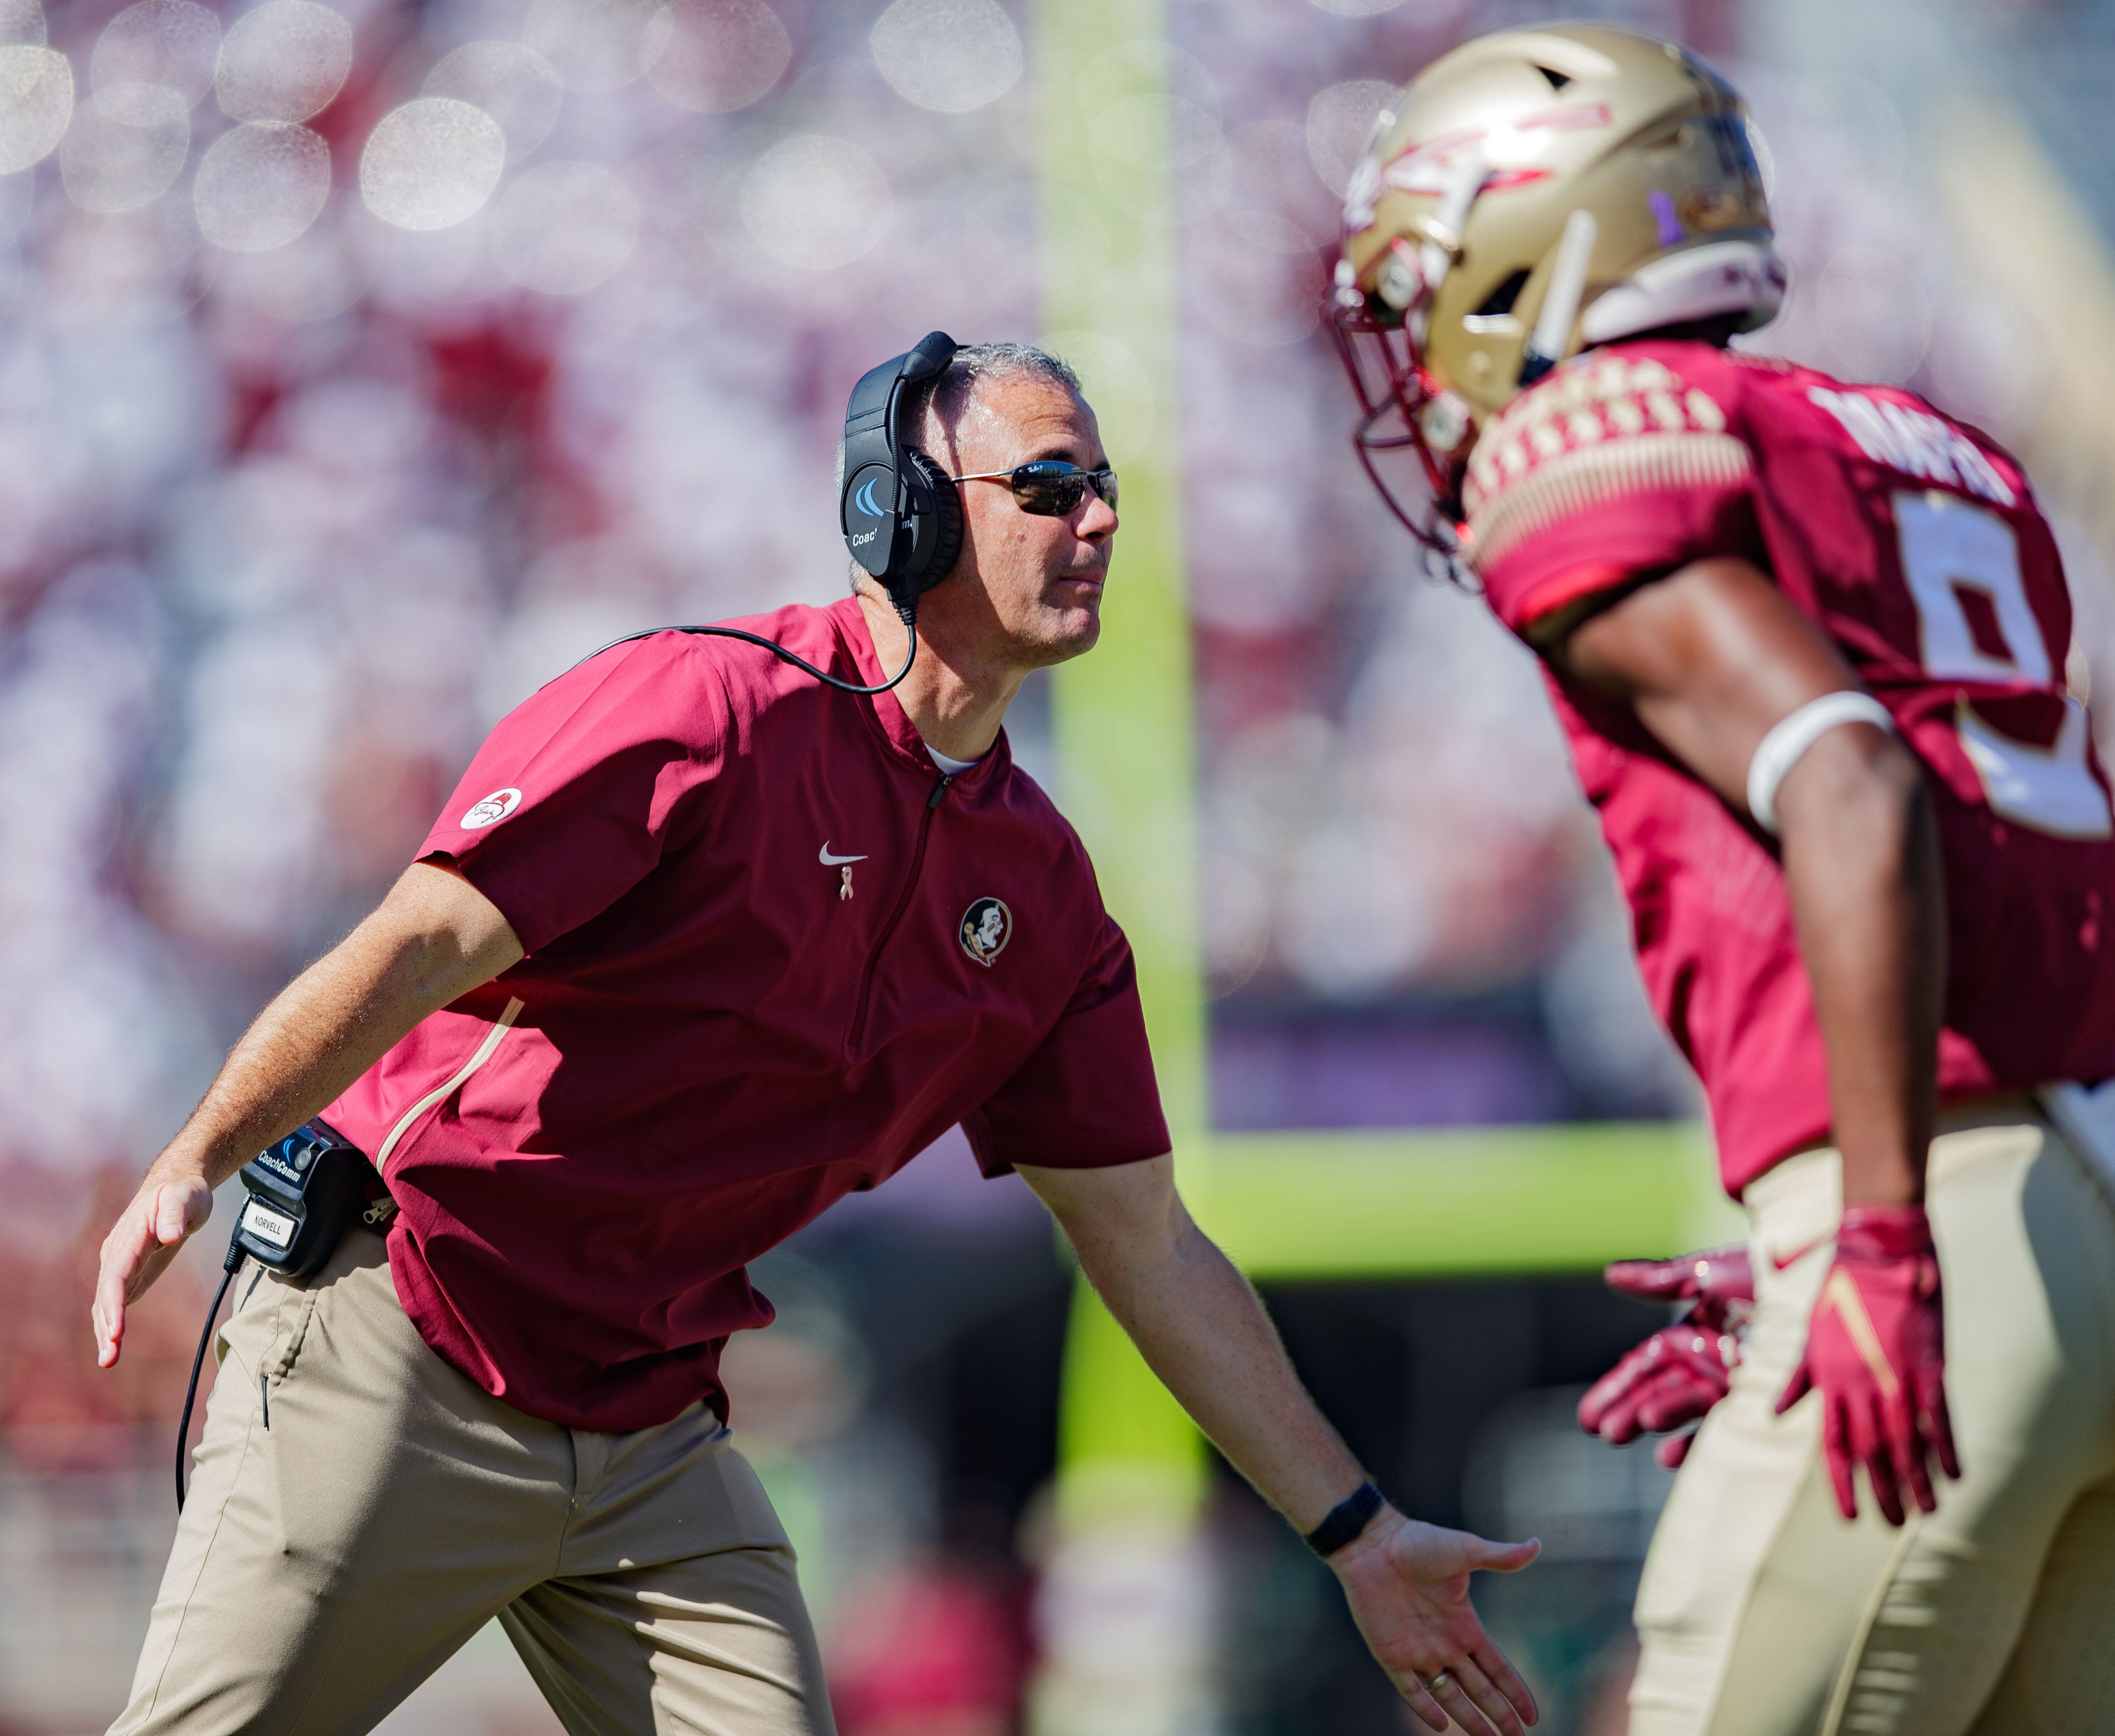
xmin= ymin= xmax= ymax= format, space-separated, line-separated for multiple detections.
xmin=1463 ymin=350 xmax=1749 ymax=572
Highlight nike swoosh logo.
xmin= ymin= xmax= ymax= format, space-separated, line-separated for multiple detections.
xmin=1822 ymin=1268 xmax=1901 ymax=1396
xmin=819 ymin=843 xmax=868 ymax=866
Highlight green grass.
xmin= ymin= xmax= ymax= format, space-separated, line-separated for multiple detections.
xmin=1200 ymin=1123 xmax=1742 ymax=1280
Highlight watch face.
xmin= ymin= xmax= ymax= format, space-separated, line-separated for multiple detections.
xmin=843 ymin=462 xmax=895 ymax=574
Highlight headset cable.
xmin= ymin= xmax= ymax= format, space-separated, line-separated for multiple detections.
xmin=176 ymin=1226 xmax=249 ymax=1512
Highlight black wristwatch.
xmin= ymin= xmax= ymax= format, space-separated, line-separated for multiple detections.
xmin=1305 ymin=1480 xmax=1385 ymax=1557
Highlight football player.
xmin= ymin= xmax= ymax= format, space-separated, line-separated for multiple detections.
xmin=1328 ymin=22 xmax=2115 ymax=1736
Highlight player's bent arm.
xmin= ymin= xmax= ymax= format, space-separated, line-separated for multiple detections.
xmin=92 ymin=861 xmax=523 ymax=1368
xmin=1555 ymin=555 xmax=1945 ymax=1208
xmin=1018 ymin=1155 xmax=1542 ymax=1736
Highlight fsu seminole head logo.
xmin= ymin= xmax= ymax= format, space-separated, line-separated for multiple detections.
xmin=958 ymin=897 xmax=1012 ymax=967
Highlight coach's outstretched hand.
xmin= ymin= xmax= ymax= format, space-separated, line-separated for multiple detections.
xmin=1777 ymin=1204 xmax=1959 ymax=1524
xmin=1331 ymin=1508 xmax=1542 ymax=1735
xmin=94 ymin=1168 xmax=214 ymax=1369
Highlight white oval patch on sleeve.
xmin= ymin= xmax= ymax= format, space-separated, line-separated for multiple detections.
xmin=460 ymin=787 xmax=523 ymax=829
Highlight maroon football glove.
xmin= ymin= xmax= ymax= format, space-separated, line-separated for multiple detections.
xmin=1579 ymin=1245 xmax=1753 ymax=1470
xmin=1776 ymin=1205 xmax=1959 ymax=1525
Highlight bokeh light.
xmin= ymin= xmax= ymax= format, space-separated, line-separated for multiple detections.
xmin=212 ymin=0 xmax=351 ymax=124
xmin=59 ymin=81 xmax=189 ymax=214
xmin=1305 ymin=78 xmax=1396 ymax=199
xmin=739 ymin=133 xmax=890 ymax=270
xmin=359 ymin=97 xmax=505 ymax=231
xmin=193 ymin=118 xmax=328 ymax=250
xmin=0 ymin=44 xmax=73 ymax=174
xmin=870 ymin=0 xmax=1023 ymax=115
xmin=640 ymin=0 xmax=790 ymax=113
xmin=0 ymin=0 xmax=43 ymax=45
xmin=422 ymin=40 xmax=563 ymax=162
xmin=91 ymin=0 xmax=220 ymax=107
xmin=524 ymin=0 xmax=656 ymax=94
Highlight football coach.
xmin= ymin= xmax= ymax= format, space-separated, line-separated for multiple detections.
xmin=92 ymin=335 xmax=1542 ymax=1736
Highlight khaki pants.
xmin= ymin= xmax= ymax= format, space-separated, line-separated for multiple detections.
xmin=112 ymin=1228 xmax=834 ymax=1736
xmin=1630 ymin=1105 xmax=2115 ymax=1736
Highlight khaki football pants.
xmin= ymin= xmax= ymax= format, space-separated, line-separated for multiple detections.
xmin=1629 ymin=1103 xmax=2115 ymax=1736
xmin=110 ymin=1227 xmax=834 ymax=1736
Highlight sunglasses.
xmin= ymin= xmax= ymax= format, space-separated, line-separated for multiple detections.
xmin=950 ymin=460 xmax=1118 ymax=516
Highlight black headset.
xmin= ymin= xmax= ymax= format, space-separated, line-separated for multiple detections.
xmin=581 ymin=330 xmax=963 ymax=696
xmin=839 ymin=329 xmax=962 ymax=622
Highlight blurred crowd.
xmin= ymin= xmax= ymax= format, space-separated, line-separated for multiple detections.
xmin=1 ymin=0 xmax=2110 ymax=1727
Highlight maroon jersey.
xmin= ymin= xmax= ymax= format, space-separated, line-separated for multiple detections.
xmin=1462 ymin=339 xmax=2115 ymax=1195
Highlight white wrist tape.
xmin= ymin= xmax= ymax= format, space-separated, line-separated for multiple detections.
xmin=1746 ymin=691 xmax=1896 ymax=834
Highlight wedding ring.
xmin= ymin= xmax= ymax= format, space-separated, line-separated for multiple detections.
xmin=1426 ymin=1670 xmax=1452 ymax=1690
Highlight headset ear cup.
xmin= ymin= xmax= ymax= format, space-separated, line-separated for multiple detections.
xmin=900 ymin=448 xmax=963 ymax=596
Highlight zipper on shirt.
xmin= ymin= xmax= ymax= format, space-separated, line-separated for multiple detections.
xmin=374 ymin=996 xmax=526 ymax=1164
xmin=846 ymin=775 xmax=950 ymax=1056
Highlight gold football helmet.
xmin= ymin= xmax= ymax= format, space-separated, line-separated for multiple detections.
xmin=1329 ymin=23 xmax=1784 ymax=552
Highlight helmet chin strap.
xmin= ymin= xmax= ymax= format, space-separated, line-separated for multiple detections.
xmin=1518 ymin=208 xmax=1599 ymax=388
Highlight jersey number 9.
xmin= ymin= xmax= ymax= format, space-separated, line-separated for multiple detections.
xmin=1895 ymin=491 xmax=2114 ymax=840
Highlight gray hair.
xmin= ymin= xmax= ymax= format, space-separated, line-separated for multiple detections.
xmin=902 ymin=340 xmax=1081 ymax=434
xmin=834 ymin=340 xmax=1082 ymax=508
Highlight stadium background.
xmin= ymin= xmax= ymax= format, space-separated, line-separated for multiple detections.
xmin=1 ymin=0 xmax=2110 ymax=1729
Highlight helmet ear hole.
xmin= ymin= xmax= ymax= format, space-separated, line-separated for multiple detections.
xmin=898 ymin=448 xmax=963 ymax=599
xmin=1475 ymin=270 xmax=1531 ymax=318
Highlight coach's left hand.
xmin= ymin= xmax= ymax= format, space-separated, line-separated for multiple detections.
xmin=1777 ymin=1204 xmax=1959 ymax=1525
xmin=1330 ymin=1506 xmax=1541 ymax=1736
xmin=1022 ymin=1152 xmax=1543 ymax=1727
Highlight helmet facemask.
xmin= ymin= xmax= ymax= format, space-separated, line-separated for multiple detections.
xmin=1327 ymin=146 xmax=1487 ymax=567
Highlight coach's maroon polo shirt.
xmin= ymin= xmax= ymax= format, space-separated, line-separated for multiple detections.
xmin=323 ymin=597 xmax=1169 ymax=1432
